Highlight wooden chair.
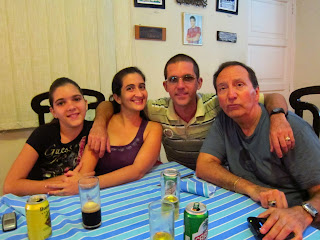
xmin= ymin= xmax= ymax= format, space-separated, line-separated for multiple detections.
xmin=289 ymin=86 xmax=320 ymax=137
xmin=31 ymin=89 xmax=105 ymax=125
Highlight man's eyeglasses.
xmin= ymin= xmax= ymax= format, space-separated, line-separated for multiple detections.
xmin=166 ymin=75 xmax=196 ymax=84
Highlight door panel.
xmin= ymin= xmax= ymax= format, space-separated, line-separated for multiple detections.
xmin=248 ymin=45 xmax=286 ymax=91
xmin=248 ymin=0 xmax=295 ymax=99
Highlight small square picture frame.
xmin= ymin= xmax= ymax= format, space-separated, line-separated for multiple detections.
xmin=183 ymin=13 xmax=203 ymax=46
xmin=216 ymin=0 xmax=239 ymax=15
xmin=134 ymin=0 xmax=165 ymax=9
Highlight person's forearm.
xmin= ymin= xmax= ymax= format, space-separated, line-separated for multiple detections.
xmin=97 ymin=164 xmax=146 ymax=189
xmin=196 ymin=159 xmax=237 ymax=191
xmin=264 ymin=93 xmax=288 ymax=114
xmin=79 ymin=146 xmax=99 ymax=174
xmin=89 ymin=101 xmax=114 ymax=155
xmin=196 ymin=154 xmax=253 ymax=194
xmin=94 ymin=101 xmax=114 ymax=126
xmin=196 ymin=153 xmax=260 ymax=197
xmin=3 ymin=176 xmax=64 ymax=196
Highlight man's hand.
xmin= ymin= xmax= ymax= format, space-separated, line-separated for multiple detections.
xmin=88 ymin=121 xmax=110 ymax=158
xmin=269 ymin=114 xmax=295 ymax=158
xmin=258 ymin=206 xmax=313 ymax=240
xmin=248 ymin=185 xmax=288 ymax=209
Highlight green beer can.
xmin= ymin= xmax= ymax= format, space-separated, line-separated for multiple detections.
xmin=184 ymin=202 xmax=208 ymax=240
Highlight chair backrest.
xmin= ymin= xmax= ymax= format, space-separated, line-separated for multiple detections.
xmin=289 ymin=86 xmax=320 ymax=137
xmin=31 ymin=89 xmax=105 ymax=125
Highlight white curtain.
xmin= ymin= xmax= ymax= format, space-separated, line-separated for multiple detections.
xmin=0 ymin=0 xmax=121 ymax=130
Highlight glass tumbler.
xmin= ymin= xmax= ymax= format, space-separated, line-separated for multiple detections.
xmin=148 ymin=200 xmax=174 ymax=240
xmin=78 ymin=176 xmax=101 ymax=229
xmin=160 ymin=168 xmax=180 ymax=220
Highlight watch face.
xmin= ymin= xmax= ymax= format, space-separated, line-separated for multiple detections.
xmin=272 ymin=108 xmax=285 ymax=114
xmin=270 ymin=108 xmax=286 ymax=116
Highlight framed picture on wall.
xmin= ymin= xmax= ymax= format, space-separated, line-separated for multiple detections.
xmin=135 ymin=25 xmax=166 ymax=41
xmin=183 ymin=13 xmax=203 ymax=46
xmin=134 ymin=0 xmax=165 ymax=9
xmin=216 ymin=0 xmax=239 ymax=15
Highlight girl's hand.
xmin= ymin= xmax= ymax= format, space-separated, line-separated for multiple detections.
xmin=46 ymin=171 xmax=95 ymax=196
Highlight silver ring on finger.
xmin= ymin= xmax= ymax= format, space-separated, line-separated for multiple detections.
xmin=285 ymin=136 xmax=291 ymax=141
xmin=268 ymin=200 xmax=277 ymax=207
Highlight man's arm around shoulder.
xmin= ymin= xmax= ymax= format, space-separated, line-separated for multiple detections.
xmin=88 ymin=101 xmax=114 ymax=157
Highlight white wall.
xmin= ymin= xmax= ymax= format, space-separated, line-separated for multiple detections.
xmin=131 ymin=1 xmax=248 ymax=99
xmin=294 ymin=0 xmax=320 ymax=123
xmin=1 ymin=1 xmax=249 ymax=195
xmin=0 ymin=129 xmax=34 ymax=195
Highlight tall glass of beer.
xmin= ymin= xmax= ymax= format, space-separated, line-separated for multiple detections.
xmin=78 ymin=176 xmax=101 ymax=229
xmin=148 ymin=200 xmax=174 ymax=240
xmin=160 ymin=169 xmax=180 ymax=220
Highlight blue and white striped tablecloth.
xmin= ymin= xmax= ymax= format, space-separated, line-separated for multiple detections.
xmin=1 ymin=162 xmax=320 ymax=239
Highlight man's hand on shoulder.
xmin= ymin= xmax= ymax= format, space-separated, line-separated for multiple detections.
xmin=88 ymin=120 xmax=110 ymax=158
xmin=269 ymin=114 xmax=295 ymax=158
xmin=258 ymin=206 xmax=313 ymax=240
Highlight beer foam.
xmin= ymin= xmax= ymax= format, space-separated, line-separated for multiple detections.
xmin=82 ymin=201 xmax=100 ymax=213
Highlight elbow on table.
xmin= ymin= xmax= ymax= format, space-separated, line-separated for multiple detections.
xmin=195 ymin=167 xmax=204 ymax=179
xmin=3 ymin=181 xmax=15 ymax=195
xmin=135 ymin=171 xmax=145 ymax=181
xmin=195 ymin=159 xmax=207 ymax=179
xmin=3 ymin=178 xmax=25 ymax=196
xmin=132 ymin=167 xmax=149 ymax=182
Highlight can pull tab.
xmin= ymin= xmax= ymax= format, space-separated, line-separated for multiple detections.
xmin=35 ymin=197 xmax=44 ymax=202
xmin=192 ymin=202 xmax=200 ymax=211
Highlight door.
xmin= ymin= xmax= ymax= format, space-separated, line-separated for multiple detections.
xmin=247 ymin=0 xmax=295 ymax=100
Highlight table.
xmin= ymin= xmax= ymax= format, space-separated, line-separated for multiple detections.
xmin=1 ymin=162 xmax=320 ymax=239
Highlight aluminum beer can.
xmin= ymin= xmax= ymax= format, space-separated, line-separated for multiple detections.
xmin=25 ymin=194 xmax=52 ymax=240
xmin=184 ymin=202 xmax=208 ymax=240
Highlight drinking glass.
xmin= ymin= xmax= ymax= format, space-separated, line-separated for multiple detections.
xmin=78 ymin=176 xmax=101 ymax=229
xmin=160 ymin=168 xmax=180 ymax=220
xmin=148 ymin=200 xmax=174 ymax=240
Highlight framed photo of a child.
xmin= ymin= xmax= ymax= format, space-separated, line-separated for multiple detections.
xmin=183 ymin=13 xmax=203 ymax=46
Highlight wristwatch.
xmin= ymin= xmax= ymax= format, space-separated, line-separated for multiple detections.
xmin=302 ymin=202 xmax=318 ymax=218
xmin=270 ymin=108 xmax=287 ymax=117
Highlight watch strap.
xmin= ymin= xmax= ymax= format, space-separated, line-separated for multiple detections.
xmin=302 ymin=202 xmax=318 ymax=218
xmin=270 ymin=108 xmax=287 ymax=117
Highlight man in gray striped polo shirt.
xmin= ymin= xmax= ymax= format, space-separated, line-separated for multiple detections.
xmin=89 ymin=54 xmax=294 ymax=170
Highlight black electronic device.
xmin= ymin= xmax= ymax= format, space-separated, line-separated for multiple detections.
xmin=247 ymin=217 xmax=295 ymax=240
xmin=2 ymin=212 xmax=17 ymax=232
